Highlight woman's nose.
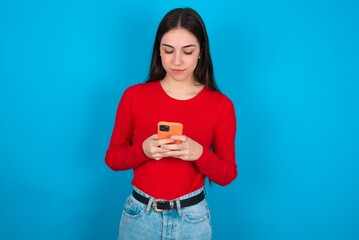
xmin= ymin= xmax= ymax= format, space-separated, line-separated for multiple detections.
xmin=173 ymin=52 xmax=182 ymax=65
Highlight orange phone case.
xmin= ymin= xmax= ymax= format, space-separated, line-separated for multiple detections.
xmin=157 ymin=121 xmax=183 ymax=143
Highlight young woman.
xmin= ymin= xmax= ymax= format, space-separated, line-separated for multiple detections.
xmin=105 ymin=7 xmax=237 ymax=240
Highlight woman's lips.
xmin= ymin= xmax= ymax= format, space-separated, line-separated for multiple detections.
xmin=171 ymin=69 xmax=185 ymax=74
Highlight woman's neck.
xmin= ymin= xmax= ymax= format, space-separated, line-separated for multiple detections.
xmin=160 ymin=77 xmax=204 ymax=100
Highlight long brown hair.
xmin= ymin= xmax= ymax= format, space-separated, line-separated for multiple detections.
xmin=146 ymin=8 xmax=219 ymax=91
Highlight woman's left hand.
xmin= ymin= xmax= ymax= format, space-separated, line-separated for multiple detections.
xmin=160 ymin=135 xmax=203 ymax=161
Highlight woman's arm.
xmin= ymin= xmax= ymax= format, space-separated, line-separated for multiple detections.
xmin=159 ymin=96 xmax=238 ymax=186
xmin=105 ymin=87 xmax=149 ymax=171
xmin=194 ymin=97 xmax=237 ymax=186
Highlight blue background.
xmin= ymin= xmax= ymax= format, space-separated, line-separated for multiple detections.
xmin=1 ymin=0 xmax=358 ymax=239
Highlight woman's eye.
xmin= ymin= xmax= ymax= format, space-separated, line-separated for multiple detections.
xmin=164 ymin=50 xmax=174 ymax=54
xmin=183 ymin=51 xmax=193 ymax=55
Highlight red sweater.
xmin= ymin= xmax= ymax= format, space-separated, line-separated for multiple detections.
xmin=105 ymin=81 xmax=237 ymax=199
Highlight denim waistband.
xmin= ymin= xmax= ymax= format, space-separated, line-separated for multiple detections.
xmin=133 ymin=186 xmax=205 ymax=201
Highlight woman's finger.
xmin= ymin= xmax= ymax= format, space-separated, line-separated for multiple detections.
xmin=170 ymin=135 xmax=187 ymax=143
xmin=161 ymin=143 xmax=182 ymax=151
xmin=156 ymin=138 xmax=176 ymax=146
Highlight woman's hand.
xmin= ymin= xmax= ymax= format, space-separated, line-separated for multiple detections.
xmin=142 ymin=134 xmax=175 ymax=160
xmin=160 ymin=135 xmax=203 ymax=161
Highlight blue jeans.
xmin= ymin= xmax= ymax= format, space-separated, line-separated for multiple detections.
xmin=118 ymin=187 xmax=212 ymax=240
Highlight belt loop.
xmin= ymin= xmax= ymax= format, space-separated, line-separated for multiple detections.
xmin=145 ymin=197 xmax=154 ymax=214
xmin=176 ymin=199 xmax=182 ymax=216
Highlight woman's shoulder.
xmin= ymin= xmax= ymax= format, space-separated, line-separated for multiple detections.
xmin=202 ymin=89 xmax=236 ymax=119
xmin=123 ymin=81 xmax=159 ymax=95
xmin=203 ymin=88 xmax=234 ymax=105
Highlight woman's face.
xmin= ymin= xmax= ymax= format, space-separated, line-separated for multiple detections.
xmin=160 ymin=28 xmax=200 ymax=83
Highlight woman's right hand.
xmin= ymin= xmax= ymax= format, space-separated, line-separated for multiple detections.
xmin=142 ymin=134 xmax=175 ymax=160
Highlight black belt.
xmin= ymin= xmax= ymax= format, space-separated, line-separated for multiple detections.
xmin=132 ymin=190 xmax=205 ymax=212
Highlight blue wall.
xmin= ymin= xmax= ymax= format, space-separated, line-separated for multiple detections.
xmin=1 ymin=0 xmax=358 ymax=239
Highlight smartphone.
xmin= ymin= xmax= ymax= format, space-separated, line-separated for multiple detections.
xmin=157 ymin=121 xmax=183 ymax=144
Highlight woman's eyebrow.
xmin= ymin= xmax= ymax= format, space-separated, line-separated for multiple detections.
xmin=161 ymin=43 xmax=197 ymax=49
xmin=182 ymin=44 xmax=197 ymax=49
xmin=161 ymin=43 xmax=174 ymax=48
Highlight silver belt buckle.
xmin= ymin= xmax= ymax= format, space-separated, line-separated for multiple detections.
xmin=152 ymin=199 xmax=167 ymax=212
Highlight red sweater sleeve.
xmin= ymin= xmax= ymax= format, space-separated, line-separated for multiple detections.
xmin=195 ymin=96 xmax=237 ymax=186
xmin=105 ymin=87 xmax=149 ymax=170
